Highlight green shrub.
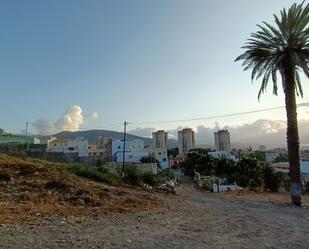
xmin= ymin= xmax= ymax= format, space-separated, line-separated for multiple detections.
xmin=238 ymin=175 xmax=249 ymax=187
xmin=124 ymin=166 xmax=141 ymax=185
xmin=142 ymin=172 xmax=157 ymax=186
xmin=68 ymin=164 xmax=120 ymax=184
xmin=96 ymin=159 xmax=103 ymax=167
xmin=140 ymin=155 xmax=157 ymax=163
xmin=248 ymin=178 xmax=258 ymax=190
xmin=262 ymin=166 xmax=283 ymax=192
xmin=97 ymin=166 xmax=109 ymax=174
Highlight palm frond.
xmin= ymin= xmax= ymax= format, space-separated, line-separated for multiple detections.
xmin=236 ymin=2 xmax=309 ymax=99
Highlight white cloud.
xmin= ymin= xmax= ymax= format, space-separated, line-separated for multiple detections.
xmin=54 ymin=105 xmax=84 ymax=132
xmin=91 ymin=112 xmax=99 ymax=119
xmin=32 ymin=118 xmax=56 ymax=135
xmin=128 ymin=127 xmax=157 ymax=138
xmin=128 ymin=119 xmax=309 ymax=148
xmin=33 ymin=105 xmax=98 ymax=135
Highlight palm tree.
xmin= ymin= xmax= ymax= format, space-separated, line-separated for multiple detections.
xmin=235 ymin=2 xmax=309 ymax=206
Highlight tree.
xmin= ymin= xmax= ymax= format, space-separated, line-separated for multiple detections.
xmin=0 ymin=128 xmax=5 ymax=135
xmin=140 ymin=155 xmax=157 ymax=163
xmin=273 ymin=153 xmax=289 ymax=162
xmin=235 ymin=2 xmax=309 ymax=206
xmin=167 ymin=147 xmax=179 ymax=158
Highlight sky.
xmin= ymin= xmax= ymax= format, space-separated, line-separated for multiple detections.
xmin=0 ymin=0 xmax=308 ymax=145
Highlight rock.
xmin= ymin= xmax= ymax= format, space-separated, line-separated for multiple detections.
xmin=127 ymin=239 xmax=132 ymax=243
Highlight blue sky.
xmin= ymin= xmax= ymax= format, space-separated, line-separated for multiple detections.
xmin=0 ymin=0 xmax=308 ymax=135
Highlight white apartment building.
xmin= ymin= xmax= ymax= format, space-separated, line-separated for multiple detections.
xmin=152 ymin=130 xmax=168 ymax=162
xmin=178 ymin=128 xmax=195 ymax=155
xmin=47 ymin=137 xmax=89 ymax=157
xmin=112 ymin=139 xmax=148 ymax=163
xmin=214 ymin=130 xmax=231 ymax=153
xmin=152 ymin=130 xmax=168 ymax=148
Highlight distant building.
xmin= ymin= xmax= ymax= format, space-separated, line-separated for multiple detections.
xmin=0 ymin=135 xmax=40 ymax=145
xmin=47 ymin=137 xmax=88 ymax=158
xmin=112 ymin=139 xmax=148 ymax=163
xmin=152 ymin=130 xmax=168 ymax=148
xmin=300 ymin=146 xmax=309 ymax=161
xmin=214 ymin=130 xmax=231 ymax=152
xmin=259 ymin=145 xmax=267 ymax=151
xmin=178 ymin=128 xmax=195 ymax=155
xmin=40 ymin=137 xmax=57 ymax=149
xmin=88 ymin=144 xmax=104 ymax=158
xmin=152 ymin=130 xmax=168 ymax=162
xmin=98 ymin=137 xmax=113 ymax=161
xmin=265 ymin=151 xmax=280 ymax=162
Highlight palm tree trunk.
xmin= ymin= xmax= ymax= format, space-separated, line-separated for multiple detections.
xmin=283 ymin=63 xmax=302 ymax=206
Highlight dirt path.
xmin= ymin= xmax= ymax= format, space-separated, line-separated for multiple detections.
xmin=1 ymin=178 xmax=309 ymax=249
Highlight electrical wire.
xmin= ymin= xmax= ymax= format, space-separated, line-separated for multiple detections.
xmin=127 ymin=101 xmax=309 ymax=125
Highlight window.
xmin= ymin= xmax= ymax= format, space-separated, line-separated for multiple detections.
xmin=118 ymin=146 xmax=121 ymax=149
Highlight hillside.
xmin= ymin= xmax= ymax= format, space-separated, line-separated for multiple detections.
xmin=53 ymin=130 xmax=152 ymax=144
xmin=51 ymin=129 xmax=179 ymax=147
xmin=0 ymin=154 xmax=161 ymax=224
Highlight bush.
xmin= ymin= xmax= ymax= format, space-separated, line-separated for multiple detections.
xmin=142 ymin=172 xmax=157 ymax=186
xmin=124 ymin=166 xmax=141 ymax=185
xmin=248 ymin=178 xmax=258 ymax=190
xmin=238 ymin=175 xmax=249 ymax=187
xmin=68 ymin=164 xmax=120 ymax=184
xmin=96 ymin=159 xmax=103 ymax=167
xmin=140 ymin=155 xmax=157 ymax=163
xmin=263 ymin=165 xmax=284 ymax=192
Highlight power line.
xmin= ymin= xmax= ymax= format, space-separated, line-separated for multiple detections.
xmin=127 ymin=101 xmax=309 ymax=125
xmin=25 ymin=101 xmax=309 ymax=133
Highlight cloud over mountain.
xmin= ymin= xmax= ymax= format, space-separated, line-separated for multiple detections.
xmin=33 ymin=105 xmax=98 ymax=135
xmin=129 ymin=118 xmax=309 ymax=148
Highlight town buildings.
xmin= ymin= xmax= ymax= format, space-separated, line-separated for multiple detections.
xmin=47 ymin=137 xmax=89 ymax=158
xmin=98 ymin=137 xmax=113 ymax=161
xmin=178 ymin=128 xmax=195 ymax=155
xmin=300 ymin=145 xmax=309 ymax=161
xmin=214 ymin=130 xmax=231 ymax=152
xmin=152 ymin=130 xmax=168 ymax=148
xmin=152 ymin=130 xmax=168 ymax=162
xmin=0 ymin=135 xmax=40 ymax=144
xmin=112 ymin=139 xmax=148 ymax=163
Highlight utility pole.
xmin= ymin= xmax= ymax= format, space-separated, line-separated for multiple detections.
xmin=122 ymin=121 xmax=127 ymax=174
xmin=25 ymin=122 xmax=29 ymax=136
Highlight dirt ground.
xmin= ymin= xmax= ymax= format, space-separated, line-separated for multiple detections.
xmin=0 ymin=155 xmax=161 ymax=224
xmin=1 ymin=178 xmax=309 ymax=249
xmin=218 ymin=188 xmax=309 ymax=207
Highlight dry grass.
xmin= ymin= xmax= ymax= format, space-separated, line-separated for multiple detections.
xmin=218 ymin=189 xmax=309 ymax=207
xmin=0 ymin=154 xmax=161 ymax=224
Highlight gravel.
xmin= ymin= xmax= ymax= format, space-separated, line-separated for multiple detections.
xmin=1 ymin=179 xmax=309 ymax=249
